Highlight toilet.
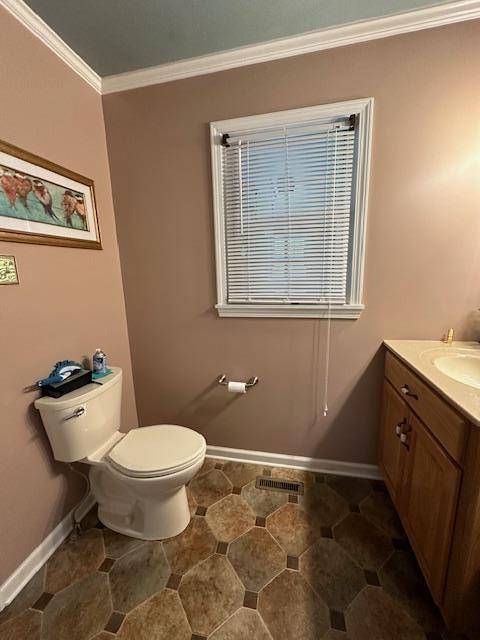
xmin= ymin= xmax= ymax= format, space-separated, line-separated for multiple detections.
xmin=34 ymin=367 xmax=206 ymax=540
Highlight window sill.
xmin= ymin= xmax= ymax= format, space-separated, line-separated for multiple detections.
xmin=216 ymin=303 xmax=364 ymax=319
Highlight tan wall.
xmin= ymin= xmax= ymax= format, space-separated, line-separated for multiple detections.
xmin=104 ymin=21 xmax=480 ymax=468
xmin=0 ymin=8 xmax=138 ymax=583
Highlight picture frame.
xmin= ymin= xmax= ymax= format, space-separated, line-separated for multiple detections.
xmin=0 ymin=139 xmax=102 ymax=249
xmin=0 ymin=255 xmax=19 ymax=285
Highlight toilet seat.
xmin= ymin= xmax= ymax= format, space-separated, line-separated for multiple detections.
xmin=107 ymin=424 xmax=206 ymax=479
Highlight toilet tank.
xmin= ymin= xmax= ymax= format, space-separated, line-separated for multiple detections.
xmin=34 ymin=367 xmax=123 ymax=462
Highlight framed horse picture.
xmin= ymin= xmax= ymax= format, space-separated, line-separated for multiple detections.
xmin=0 ymin=139 xmax=101 ymax=249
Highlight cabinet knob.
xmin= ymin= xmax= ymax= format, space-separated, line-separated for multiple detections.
xmin=400 ymin=384 xmax=418 ymax=400
xmin=395 ymin=420 xmax=407 ymax=436
xmin=400 ymin=432 xmax=410 ymax=450
xmin=395 ymin=419 xmax=407 ymax=436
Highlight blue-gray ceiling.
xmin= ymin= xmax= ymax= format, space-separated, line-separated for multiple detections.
xmin=24 ymin=0 xmax=452 ymax=76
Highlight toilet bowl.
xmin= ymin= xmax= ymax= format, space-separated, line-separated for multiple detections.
xmin=34 ymin=368 xmax=206 ymax=539
xmin=89 ymin=424 xmax=205 ymax=539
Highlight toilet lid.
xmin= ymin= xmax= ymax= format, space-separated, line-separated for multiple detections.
xmin=108 ymin=425 xmax=206 ymax=478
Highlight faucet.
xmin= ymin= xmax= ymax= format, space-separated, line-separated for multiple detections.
xmin=442 ymin=328 xmax=454 ymax=345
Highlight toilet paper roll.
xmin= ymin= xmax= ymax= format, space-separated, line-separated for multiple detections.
xmin=227 ymin=381 xmax=247 ymax=394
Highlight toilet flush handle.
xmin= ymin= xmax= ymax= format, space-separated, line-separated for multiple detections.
xmin=63 ymin=407 xmax=85 ymax=421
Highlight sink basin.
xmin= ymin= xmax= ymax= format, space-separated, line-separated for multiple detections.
xmin=433 ymin=354 xmax=480 ymax=389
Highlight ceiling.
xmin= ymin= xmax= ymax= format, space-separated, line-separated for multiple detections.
xmin=23 ymin=0 xmax=453 ymax=77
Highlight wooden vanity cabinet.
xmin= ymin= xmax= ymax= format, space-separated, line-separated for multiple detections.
xmin=379 ymin=380 xmax=460 ymax=602
xmin=379 ymin=349 xmax=480 ymax=636
xmin=379 ymin=381 xmax=408 ymax=504
xmin=401 ymin=413 xmax=461 ymax=602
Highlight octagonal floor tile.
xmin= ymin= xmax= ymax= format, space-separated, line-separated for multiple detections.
xmin=267 ymin=503 xmax=320 ymax=556
xmin=103 ymin=529 xmax=144 ymax=559
xmin=117 ymin=589 xmax=191 ymax=640
xmin=206 ymin=494 xmax=256 ymax=543
xmin=109 ymin=542 xmax=170 ymax=613
xmin=0 ymin=609 xmax=41 ymax=640
xmin=222 ymin=462 xmax=260 ymax=488
xmin=299 ymin=483 xmax=349 ymax=528
xmin=228 ymin=527 xmax=285 ymax=591
xmin=42 ymin=572 xmax=112 ymax=640
xmin=178 ymin=554 xmax=244 ymax=636
xmin=189 ymin=469 xmax=232 ymax=508
xmin=325 ymin=475 xmax=373 ymax=505
xmin=242 ymin=480 xmax=288 ymax=518
xmin=334 ymin=514 xmax=393 ymax=571
xmin=360 ymin=492 xmax=404 ymax=539
xmin=210 ymin=607 xmax=271 ymax=639
xmin=345 ymin=586 xmax=425 ymax=640
xmin=0 ymin=566 xmax=44 ymax=626
xmin=45 ymin=528 xmax=105 ymax=593
xmin=300 ymin=538 xmax=366 ymax=611
xmin=379 ymin=551 xmax=444 ymax=633
xmin=271 ymin=467 xmax=316 ymax=488
xmin=163 ymin=516 xmax=217 ymax=574
xmin=258 ymin=569 xmax=330 ymax=640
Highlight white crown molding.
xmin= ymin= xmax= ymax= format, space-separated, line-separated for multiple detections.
xmin=0 ymin=493 xmax=95 ymax=612
xmin=0 ymin=0 xmax=101 ymax=93
xmin=2 ymin=0 xmax=480 ymax=95
xmin=102 ymin=0 xmax=480 ymax=94
xmin=206 ymin=445 xmax=382 ymax=480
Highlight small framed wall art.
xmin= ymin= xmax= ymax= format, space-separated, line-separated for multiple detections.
xmin=0 ymin=255 xmax=19 ymax=285
xmin=0 ymin=139 xmax=102 ymax=249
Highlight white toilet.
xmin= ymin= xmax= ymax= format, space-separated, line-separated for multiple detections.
xmin=34 ymin=368 xmax=206 ymax=540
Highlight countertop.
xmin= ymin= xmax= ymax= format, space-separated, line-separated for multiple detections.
xmin=384 ymin=340 xmax=480 ymax=426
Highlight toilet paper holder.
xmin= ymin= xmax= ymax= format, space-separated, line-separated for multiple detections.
xmin=217 ymin=374 xmax=259 ymax=389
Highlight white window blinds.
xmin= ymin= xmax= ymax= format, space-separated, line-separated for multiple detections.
xmin=211 ymin=99 xmax=373 ymax=318
xmin=221 ymin=116 xmax=357 ymax=305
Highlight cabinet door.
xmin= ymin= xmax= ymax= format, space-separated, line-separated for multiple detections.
xmin=379 ymin=380 xmax=408 ymax=505
xmin=402 ymin=413 xmax=461 ymax=604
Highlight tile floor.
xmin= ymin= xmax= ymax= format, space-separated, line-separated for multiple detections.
xmin=0 ymin=459 xmax=459 ymax=640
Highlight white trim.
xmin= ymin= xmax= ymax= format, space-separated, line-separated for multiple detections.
xmin=0 ymin=0 xmax=101 ymax=93
xmin=215 ymin=303 xmax=365 ymax=319
xmin=2 ymin=0 xmax=480 ymax=95
xmin=0 ymin=493 xmax=96 ymax=612
xmin=102 ymin=0 xmax=480 ymax=94
xmin=210 ymin=98 xmax=373 ymax=319
xmin=206 ymin=445 xmax=382 ymax=480
xmin=350 ymin=96 xmax=373 ymax=307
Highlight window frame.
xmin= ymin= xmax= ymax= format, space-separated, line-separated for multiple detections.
xmin=210 ymin=98 xmax=374 ymax=319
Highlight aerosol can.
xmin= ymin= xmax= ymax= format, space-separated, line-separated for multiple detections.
xmin=92 ymin=348 xmax=107 ymax=375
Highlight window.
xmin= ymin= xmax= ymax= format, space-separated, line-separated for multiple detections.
xmin=210 ymin=98 xmax=373 ymax=318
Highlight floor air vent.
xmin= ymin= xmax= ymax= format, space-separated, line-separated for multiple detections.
xmin=255 ymin=476 xmax=304 ymax=495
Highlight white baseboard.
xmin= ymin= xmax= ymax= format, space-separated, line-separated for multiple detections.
xmin=206 ymin=445 xmax=382 ymax=480
xmin=0 ymin=493 xmax=96 ymax=612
